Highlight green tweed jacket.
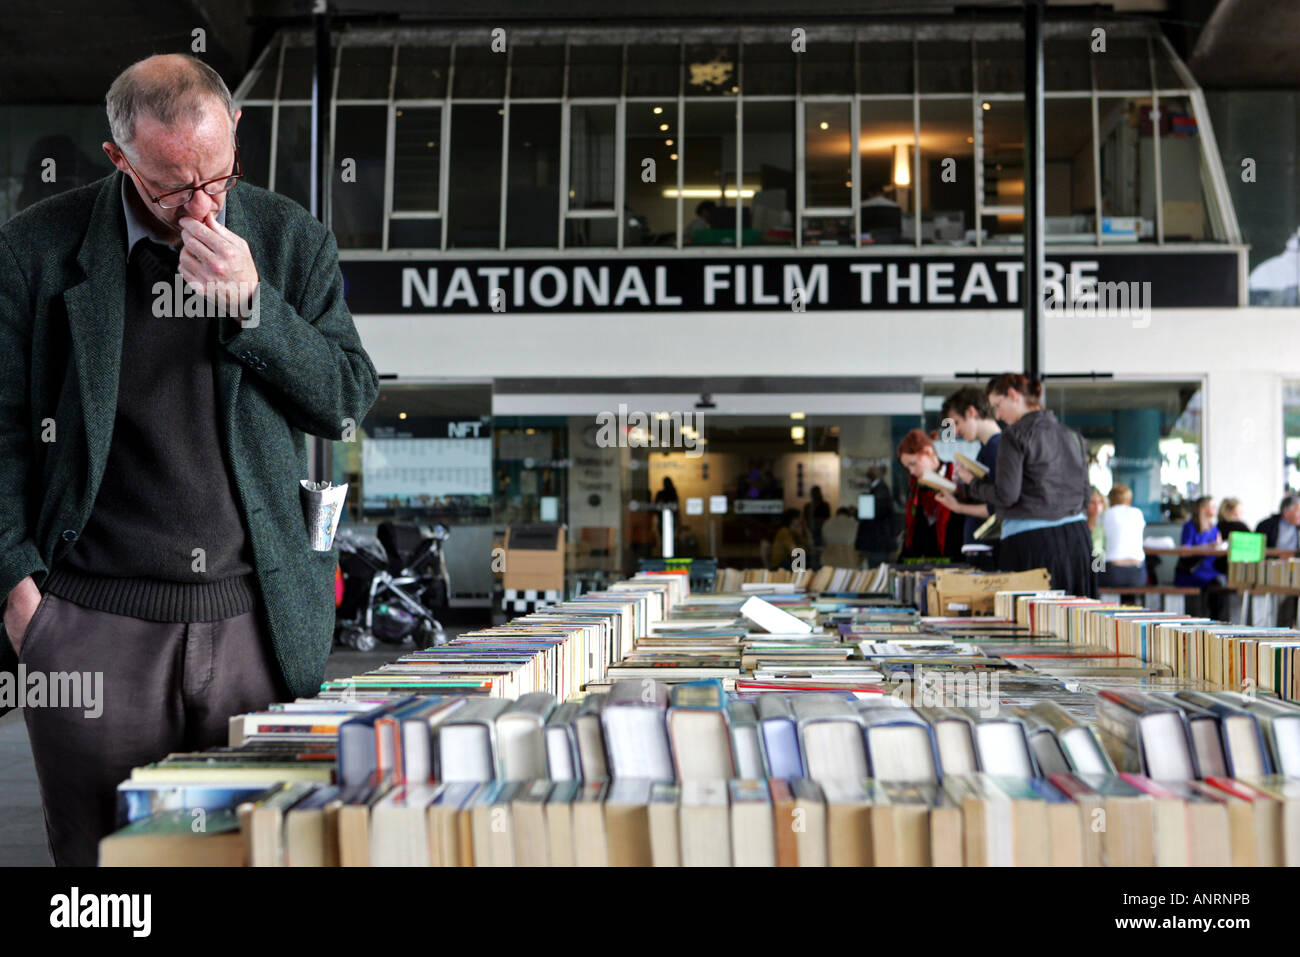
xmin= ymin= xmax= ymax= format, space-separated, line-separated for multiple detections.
xmin=0 ymin=172 xmax=380 ymax=700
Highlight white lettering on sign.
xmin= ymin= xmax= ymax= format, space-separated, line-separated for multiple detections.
xmin=448 ymin=421 xmax=484 ymax=438
xmin=381 ymin=255 xmax=1213 ymax=312
xmin=849 ymin=263 xmax=883 ymax=303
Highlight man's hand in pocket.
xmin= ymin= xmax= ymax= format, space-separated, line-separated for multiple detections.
xmin=3 ymin=576 xmax=42 ymax=654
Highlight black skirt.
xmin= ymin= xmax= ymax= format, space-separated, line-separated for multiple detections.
xmin=998 ymin=519 xmax=1098 ymax=599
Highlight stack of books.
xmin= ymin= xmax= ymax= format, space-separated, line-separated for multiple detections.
xmin=99 ymin=570 xmax=1300 ymax=866
xmin=710 ymin=565 xmax=890 ymax=595
xmin=999 ymin=590 xmax=1300 ymax=704
xmin=1227 ymin=557 xmax=1300 ymax=589
xmin=102 ymin=677 xmax=1300 ymax=866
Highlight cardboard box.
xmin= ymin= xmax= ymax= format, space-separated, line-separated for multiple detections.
xmin=566 ymin=526 xmax=617 ymax=573
xmin=927 ymin=568 xmax=1051 ymax=617
xmin=504 ymin=524 xmax=566 ymax=592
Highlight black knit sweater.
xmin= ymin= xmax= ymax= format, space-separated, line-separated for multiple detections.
xmin=44 ymin=239 xmax=255 ymax=621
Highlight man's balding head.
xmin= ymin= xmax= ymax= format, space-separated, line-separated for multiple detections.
xmin=106 ymin=54 xmax=234 ymax=154
xmin=103 ymin=54 xmax=241 ymax=239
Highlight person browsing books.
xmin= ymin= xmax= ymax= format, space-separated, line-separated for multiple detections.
xmin=896 ymin=429 xmax=965 ymax=563
xmin=956 ymin=375 xmax=1097 ymax=597
xmin=1099 ymin=483 xmax=1147 ymax=590
xmin=0 ymin=55 xmax=379 ymax=865
xmin=932 ymin=386 xmax=1002 ymax=547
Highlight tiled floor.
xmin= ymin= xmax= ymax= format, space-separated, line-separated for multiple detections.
xmin=0 ymin=626 xmax=476 ymax=867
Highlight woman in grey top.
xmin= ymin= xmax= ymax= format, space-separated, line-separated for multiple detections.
xmin=957 ymin=374 xmax=1098 ymax=598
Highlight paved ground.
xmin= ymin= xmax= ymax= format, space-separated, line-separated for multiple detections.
xmin=0 ymin=620 xmax=478 ymax=867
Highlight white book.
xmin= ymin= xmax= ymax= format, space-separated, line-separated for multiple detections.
xmin=740 ymin=596 xmax=813 ymax=636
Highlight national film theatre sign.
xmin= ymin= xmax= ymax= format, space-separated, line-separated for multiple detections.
xmin=340 ymin=250 xmax=1239 ymax=314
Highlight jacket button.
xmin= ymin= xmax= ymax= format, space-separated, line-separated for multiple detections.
xmin=61 ymin=529 xmax=77 ymax=542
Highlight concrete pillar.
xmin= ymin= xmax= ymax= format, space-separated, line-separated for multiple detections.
xmin=1112 ymin=408 xmax=1163 ymax=520
xmin=1205 ymin=370 xmax=1282 ymax=529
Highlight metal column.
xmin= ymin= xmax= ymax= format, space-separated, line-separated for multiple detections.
xmin=1023 ymin=0 xmax=1045 ymax=381
xmin=310 ymin=5 xmax=332 ymax=481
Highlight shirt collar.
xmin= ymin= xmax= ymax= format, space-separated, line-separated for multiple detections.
xmin=121 ymin=173 xmax=227 ymax=254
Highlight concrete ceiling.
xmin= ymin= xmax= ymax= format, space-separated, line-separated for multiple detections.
xmin=0 ymin=0 xmax=1291 ymax=106
xmin=1188 ymin=0 xmax=1300 ymax=88
xmin=0 ymin=0 xmax=251 ymax=103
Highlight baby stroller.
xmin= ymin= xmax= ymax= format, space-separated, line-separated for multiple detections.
xmin=335 ymin=522 xmax=451 ymax=651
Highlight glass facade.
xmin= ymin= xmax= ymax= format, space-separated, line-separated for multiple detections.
xmin=230 ymin=22 xmax=1235 ymax=253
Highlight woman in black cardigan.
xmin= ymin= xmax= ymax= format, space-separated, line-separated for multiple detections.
xmin=957 ymin=374 xmax=1098 ymax=598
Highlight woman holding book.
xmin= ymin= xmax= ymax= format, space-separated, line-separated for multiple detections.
xmin=956 ymin=374 xmax=1098 ymax=597
xmin=933 ymin=386 xmax=1002 ymax=549
xmin=896 ymin=428 xmax=965 ymax=562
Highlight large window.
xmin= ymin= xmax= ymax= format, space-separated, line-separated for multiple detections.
xmin=919 ymin=99 xmax=973 ymax=245
xmin=802 ymin=100 xmax=853 ymax=245
xmin=506 ymin=103 xmax=561 ymax=247
xmin=447 ymin=104 xmax=503 ymax=247
xmin=565 ymin=103 xmax=618 ymax=247
xmin=742 ymin=101 xmax=795 ymax=246
xmin=230 ymin=24 xmax=1236 ymax=252
xmin=626 ymin=99 xmax=679 ymax=246
xmin=683 ymin=101 xmax=739 ymax=246
xmin=858 ymin=99 xmax=913 ymax=245
xmin=980 ymin=98 xmax=1024 ymax=244
xmin=1099 ymin=97 xmax=1155 ymax=242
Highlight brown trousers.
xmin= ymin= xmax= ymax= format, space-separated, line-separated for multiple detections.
xmin=18 ymin=592 xmax=286 ymax=866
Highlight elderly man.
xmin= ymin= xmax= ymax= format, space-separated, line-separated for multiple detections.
xmin=1256 ymin=495 xmax=1300 ymax=550
xmin=0 ymin=54 xmax=378 ymax=865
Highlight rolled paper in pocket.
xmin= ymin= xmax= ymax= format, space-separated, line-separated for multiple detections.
xmin=299 ymin=480 xmax=349 ymax=551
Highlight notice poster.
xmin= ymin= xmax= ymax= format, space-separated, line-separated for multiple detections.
xmin=362 ymin=437 xmax=492 ymax=508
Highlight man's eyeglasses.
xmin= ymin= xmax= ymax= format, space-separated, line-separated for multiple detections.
xmin=119 ymin=143 xmax=242 ymax=210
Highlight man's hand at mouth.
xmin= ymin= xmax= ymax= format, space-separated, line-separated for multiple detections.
xmin=178 ymin=211 xmax=260 ymax=314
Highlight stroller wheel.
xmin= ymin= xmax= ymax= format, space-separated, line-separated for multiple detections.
xmin=338 ymin=625 xmax=376 ymax=652
xmin=412 ymin=618 xmax=438 ymax=651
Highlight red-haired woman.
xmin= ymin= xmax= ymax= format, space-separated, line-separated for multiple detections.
xmin=896 ymin=428 xmax=964 ymax=562
xmin=957 ymin=374 xmax=1098 ymax=597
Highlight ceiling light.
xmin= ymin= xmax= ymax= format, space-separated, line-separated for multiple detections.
xmin=893 ymin=143 xmax=911 ymax=188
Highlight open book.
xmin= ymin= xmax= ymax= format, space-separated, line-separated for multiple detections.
xmin=918 ymin=469 xmax=957 ymax=494
xmin=953 ymin=452 xmax=988 ymax=479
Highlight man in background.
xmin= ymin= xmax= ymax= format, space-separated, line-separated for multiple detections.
xmin=1256 ymin=495 xmax=1300 ymax=549
xmin=854 ymin=465 xmax=897 ymax=566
